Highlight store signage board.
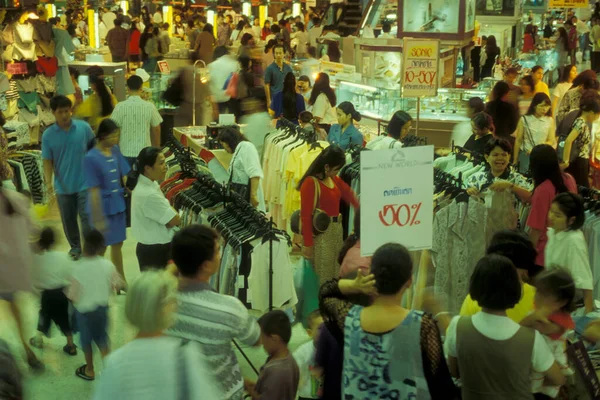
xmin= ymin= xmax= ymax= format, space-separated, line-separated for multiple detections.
xmin=401 ymin=38 xmax=440 ymax=97
xmin=360 ymin=146 xmax=434 ymax=256
xmin=548 ymin=0 xmax=587 ymax=8
xmin=157 ymin=60 xmax=171 ymax=74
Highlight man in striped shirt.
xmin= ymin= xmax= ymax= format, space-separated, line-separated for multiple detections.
xmin=167 ymin=225 xmax=261 ymax=400
xmin=111 ymin=75 xmax=163 ymax=164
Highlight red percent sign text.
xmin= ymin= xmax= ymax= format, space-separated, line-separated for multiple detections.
xmin=378 ymin=202 xmax=423 ymax=227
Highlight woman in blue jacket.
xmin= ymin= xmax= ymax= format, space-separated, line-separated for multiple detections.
xmin=327 ymin=102 xmax=363 ymax=150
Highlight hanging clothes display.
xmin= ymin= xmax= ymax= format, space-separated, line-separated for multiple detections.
xmin=262 ymin=118 xmax=329 ymax=230
xmin=163 ymin=133 xmax=297 ymax=312
xmin=580 ymin=187 xmax=600 ymax=300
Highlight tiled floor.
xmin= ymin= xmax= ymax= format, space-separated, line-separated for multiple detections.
xmin=0 ymin=209 xmax=309 ymax=399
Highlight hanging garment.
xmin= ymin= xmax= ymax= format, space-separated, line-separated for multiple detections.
xmin=35 ymin=56 xmax=58 ymax=77
xmin=12 ymin=22 xmax=36 ymax=60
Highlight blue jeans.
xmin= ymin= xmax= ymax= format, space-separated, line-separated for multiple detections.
xmin=56 ymin=191 xmax=90 ymax=256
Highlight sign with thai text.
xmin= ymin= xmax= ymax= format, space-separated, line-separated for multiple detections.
xmin=549 ymin=0 xmax=588 ymax=8
xmin=402 ymin=38 xmax=440 ymax=97
xmin=360 ymin=146 xmax=434 ymax=255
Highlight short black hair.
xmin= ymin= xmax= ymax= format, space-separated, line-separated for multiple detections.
xmin=486 ymin=230 xmax=537 ymax=275
xmin=552 ymin=192 xmax=586 ymax=230
xmin=127 ymin=75 xmax=144 ymax=91
xmin=483 ymin=137 xmax=512 ymax=156
xmin=272 ymin=44 xmax=286 ymax=54
xmin=382 ymin=23 xmax=391 ymax=33
xmin=83 ymin=229 xmax=106 ymax=256
xmin=38 ymin=227 xmax=56 ymax=251
xmin=50 ymin=95 xmax=73 ymax=111
xmin=534 ymin=268 xmax=576 ymax=313
xmin=271 ymin=24 xmax=281 ymax=34
xmin=370 ymin=243 xmax=412 ymax=295
xmin=469 ymin=254 xmax=522 ymax=311
xmin=298 ymin=75 xmax=311 ymax=84
xmin=172 ymin=225 xmax=219 ymax=278
xmin=468 ymin=97 xmax=485 ymax=113
xmin=258 ymin=310 xmax=292 ymax=344
xmin=114 ymin=18 xmax=123 ymax=27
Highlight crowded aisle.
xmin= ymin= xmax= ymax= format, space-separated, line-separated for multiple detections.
xmin=2 ymin=1 xmax=600 ymax=400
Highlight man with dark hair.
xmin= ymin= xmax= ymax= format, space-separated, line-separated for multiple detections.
xmin=167 ymin=224 xmax=261 ymax=400
xmin=110 ymin=75 xmax=162 ymax=165
xmin=106 ymin=18 xmax=130 ymax=62
xmin=264 ymin=44 xmax=293 ymax=101
xmin=43 ymin=95 xmax=94 ymax=259
xmin=380 ymin=22 xmax=393 ymax=38
xmin=208 ymin=45 xmax=241 ymax=118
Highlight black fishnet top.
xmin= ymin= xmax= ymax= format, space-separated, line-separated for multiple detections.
xmin=319 ymin=278 xmax=461 ymax=400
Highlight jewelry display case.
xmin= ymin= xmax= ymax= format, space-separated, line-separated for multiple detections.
xmin=337 ymin=80 xmax=487 ymax=146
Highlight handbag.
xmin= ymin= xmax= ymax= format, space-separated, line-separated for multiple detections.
xmin=566 ymin=340 xmax=600 ymax=399
xmin=162 ymin=73 xmax=184 ymax=106
xmin=290 ymin=177 xmax=330 ymax=235
xmin=557 ymin=110 xmax=582 ymax=164
xmin=227 ymin=147 xmax=251 ymax=203
xmin=518 ymin=116 xmax=535 ymax=173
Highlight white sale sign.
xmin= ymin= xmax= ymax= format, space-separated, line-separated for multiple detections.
xmin=360 ymin=146 xmax=434 ymax=256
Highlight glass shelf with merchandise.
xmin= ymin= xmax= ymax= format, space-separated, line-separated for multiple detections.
xmin=336 ymin=80 xmax=487 ymax=123
xmin=148 ymin=72 xmax=179 ymax=110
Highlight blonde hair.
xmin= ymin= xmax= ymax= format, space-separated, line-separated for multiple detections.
xmin=125 ymin=270 xmax=179 ymax=334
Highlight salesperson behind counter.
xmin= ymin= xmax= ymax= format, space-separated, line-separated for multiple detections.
xmin=130 ymin=147 xmax=181 ymax=271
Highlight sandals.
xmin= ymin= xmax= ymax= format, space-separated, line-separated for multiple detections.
xmin=63 ymin=344 xmax=77 ymax=356
xmin=29 ymin=336 xmax=43 ymax=349
xmin=75 ymin=364 xmax=95 ymax=381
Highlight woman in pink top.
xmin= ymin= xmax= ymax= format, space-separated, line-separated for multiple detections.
xmin=526 ymin=144 xmax=577 ymax=266
xmin=338 ymin=211 xmax=371 ymax=278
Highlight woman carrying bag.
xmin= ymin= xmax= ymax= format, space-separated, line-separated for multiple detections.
xmin=84 ymin=119 xmax=130 ymax=286
xmin=513 ymin=93 xmax=555 ymax=173
xmin=298 ymin=146 xmax=358 ymax=284
xmin=217 ymin=126 xmax=265 ymax=211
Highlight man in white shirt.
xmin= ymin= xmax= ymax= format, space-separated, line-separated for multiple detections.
xmin=153 ymin=10 xmax=163 ymax=25
xmin=110 ymin=75 xmax=163 ymax=165
xmin=167 ymin=225 xmax=261 ymax=400
xmin=208 ymin=46 xmax=240 ymax=119
xmin=102 ymin=8 xmax=117 ymax=32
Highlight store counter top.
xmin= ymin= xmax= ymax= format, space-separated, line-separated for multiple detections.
xmin=172 ymin=126 xmax=232 ymax=177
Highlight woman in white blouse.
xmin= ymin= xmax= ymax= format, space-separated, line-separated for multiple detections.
xmin=218 ymin=127 xmax=265 ymax=211
xmin=513 ymin=93 xmax=556 ymax=173
xmin=92 ymin=270 xmax=223 ymax=400
xmin=308 ymin=72 xmax=338 ymax=133
xmin=551 ymin=64 xmax=576 ymax=117
xmin=131 ymin=147 xmax=181 ymax=271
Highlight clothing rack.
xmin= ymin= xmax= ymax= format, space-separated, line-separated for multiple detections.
xmin=401 ymin=135 xmax=428 ymax=147
xmin=166 ymin=131 xmax=292 ymax=311
xmin=277 ymin=117 xmax=321 ymax=148
xmin=452 ymin=143 xmax=486 ymax=165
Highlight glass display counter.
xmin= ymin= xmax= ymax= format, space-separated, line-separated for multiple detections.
xmin=337 ymin=80 xmax=487 ymax=122
xmin=148 ymin=72 xmax=180 ymax=110
xmin=337 ymin=80 xmax=486 ymax=146
xmin=69 ymin=61 xmax=128 ymax=101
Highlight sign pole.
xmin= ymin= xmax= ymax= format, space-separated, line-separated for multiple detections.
xmin=416 ymin=97 xmax=421 ymax=136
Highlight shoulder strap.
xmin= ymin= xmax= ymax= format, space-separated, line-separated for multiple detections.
xmin=311 ymin=176 xmax=320 ymax=210
xmin=178 ymin=339 xmax=190 ymax=400
xmin=521 ymin=116 xmax=535 ymax=149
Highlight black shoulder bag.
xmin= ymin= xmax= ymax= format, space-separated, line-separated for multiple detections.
xmin=227 ymin=146 xmax=251 ymax=203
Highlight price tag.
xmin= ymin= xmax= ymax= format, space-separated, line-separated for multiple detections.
xmin=401 ymin=38 xmax=440 ymax=97
xmin=157 ymin=60 xmax=171 ymax=74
